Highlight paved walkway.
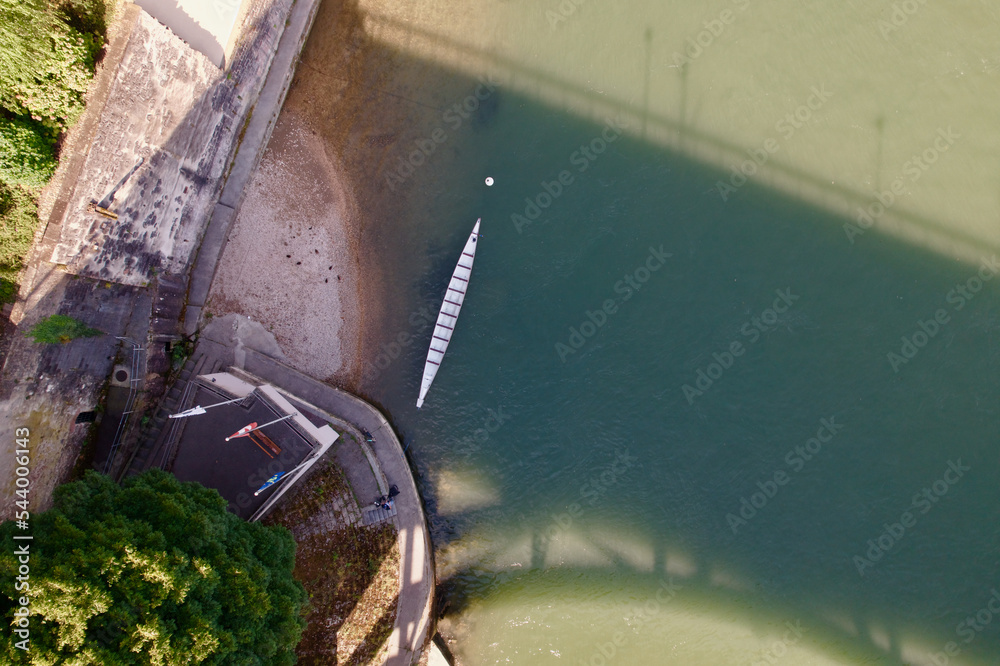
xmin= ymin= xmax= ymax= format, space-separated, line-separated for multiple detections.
xmin=195 ymin=336 xmax=434 ymax=665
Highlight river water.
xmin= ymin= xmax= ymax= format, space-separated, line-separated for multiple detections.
xmin=335 ymin=1 xmax=1000 ymax=663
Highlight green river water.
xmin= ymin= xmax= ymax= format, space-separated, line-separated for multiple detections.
xmin=344 ymin=1 xmax=1000 ymax=663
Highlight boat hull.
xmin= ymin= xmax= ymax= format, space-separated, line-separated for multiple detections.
xmin=417 ymin=219 xmax=481 ymax=408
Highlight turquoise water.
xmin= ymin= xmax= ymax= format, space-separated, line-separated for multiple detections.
xmin=348 ymin=1 xmax=1000 ymax=663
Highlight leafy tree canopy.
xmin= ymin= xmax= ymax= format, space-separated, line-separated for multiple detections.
xmin=0 ymin=470 xmax=307 ymax=665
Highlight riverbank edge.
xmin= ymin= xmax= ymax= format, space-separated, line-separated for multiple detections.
xmin=0 ymin=0 xmax=436 ymax=659
xmin=182 ymin=0 xmax=324 ymax=339
xmin=237 ymin=347 xmax=435 ymax=665
xmin=121 ymin=0 xmax=436 ymax=657
xmin=0 ymin=0 xmax=302 ymax=511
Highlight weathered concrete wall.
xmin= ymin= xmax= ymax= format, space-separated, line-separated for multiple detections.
xmin=50 ymin=0 xmax=293 ymax=286
xmin=0 ymin=268 xmax=151 ymax=520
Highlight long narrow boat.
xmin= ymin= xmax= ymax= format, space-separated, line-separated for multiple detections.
xmin=417 ymin=218 xmax=481 ymax=408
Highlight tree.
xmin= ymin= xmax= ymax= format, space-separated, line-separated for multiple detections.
xmin=0 ymin=470 xmax=307 ymax=665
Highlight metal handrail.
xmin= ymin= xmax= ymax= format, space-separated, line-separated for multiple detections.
xmin=104 ymin=337 xmax=142 ymax=476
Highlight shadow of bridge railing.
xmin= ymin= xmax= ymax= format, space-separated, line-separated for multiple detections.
xmin=361 ymin=10 xmax=997 ymax=265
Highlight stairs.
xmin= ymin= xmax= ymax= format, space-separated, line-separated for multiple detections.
xmin=362 ymin=502 xmax=398 ymax=526
xmin=120 ymin=349 xmax=222 ymax=478
xmin=150 ymin=274 xmax=187 ymax=343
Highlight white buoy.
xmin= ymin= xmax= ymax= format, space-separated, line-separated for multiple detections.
xmin=485 ymin=176 xmax=494 ymax=186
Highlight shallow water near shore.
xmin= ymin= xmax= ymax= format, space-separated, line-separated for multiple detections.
xmin=325 ymin=1 xmax=1000 ymax=663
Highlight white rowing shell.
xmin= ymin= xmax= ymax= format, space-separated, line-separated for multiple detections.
xmin=417 ymin=218 xmax=481 ymax=408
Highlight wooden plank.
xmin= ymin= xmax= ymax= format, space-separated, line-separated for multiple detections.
xmin=249 ymin=430 xmax=281 ymax=458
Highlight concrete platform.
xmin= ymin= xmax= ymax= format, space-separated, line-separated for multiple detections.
xmin=166 ymin=375 xmax=337 ymax=519
xmin=231 ymin=349 xmax=435 ymax=665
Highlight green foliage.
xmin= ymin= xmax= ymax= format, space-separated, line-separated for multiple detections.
xmin=0 ymin=0 xmax=110 ymax=303
xmin=9 ymin=27 xmax=92 ymax=130
xmin=55 ymin=0 xmax=108 ymax=45
xmin=0 ymin=116 xmax=57 ymax=188
xmin=0 ymin=183 xmax=41 ymax=301
xmin=26 ymin=313 xmax=102 ymax=343
xmin=0 ymin=470 xmax=307 ymax=665
xmin=170 ymin=339 xmax=193 ymax=370
xmin=0 ymin=0 xmax=94 ymax=131
xmin=0 ymin=0 xmax=49 ymax=110
xmin=0 ymin=278 xmax=17 ymax=303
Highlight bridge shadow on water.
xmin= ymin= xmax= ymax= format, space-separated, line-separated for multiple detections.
xmin=297 ymin=2 xmax=1000 ymax=664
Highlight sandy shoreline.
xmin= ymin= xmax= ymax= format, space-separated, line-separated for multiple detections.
xmin=266 ymin=0 xmax=504 ymax=399
xmin=238 ymin=0 xmax=407 ymax=394
xmin=207 ymin=109 xmax=365 ymax=385
xmin=206 ymin=0 xmax=429 ymax=390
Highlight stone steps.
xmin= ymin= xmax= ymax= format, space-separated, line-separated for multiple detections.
xmin=122 ymin=350 xmax=220 ymax=477
xmin=151 ymin=274 xmax=187 ymax=343
xmin=289 ymin=492 xmax=364 ymax=538
xmin=362 ymin=503 xmax=397 ymax=526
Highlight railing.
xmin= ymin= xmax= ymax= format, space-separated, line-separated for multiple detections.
xmin=103 ymin=337 xmax=143 ymax=476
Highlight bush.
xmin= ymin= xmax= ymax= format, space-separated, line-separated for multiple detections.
xmin=7 ymin=25 xmax=93 ymax=130
xmin=0 ymin=116 xmax=57 ymax=188
xmin=0 ymin=0 xmax=110 ymax=304
xmin=0 ymin=183 xmax=41 ymax=302
xmin=26 ymin=313 xmax=101 ymax=343
xmin=0 ymin=0 xmax=98 ymax=131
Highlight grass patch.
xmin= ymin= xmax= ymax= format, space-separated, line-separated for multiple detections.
xmin=266 ymin=461 xmax=399 ymax=665
xmin=27 ymin=313 xmax=101 ymax=343
xmin=0 ymin=182 xmax=41 ymax=303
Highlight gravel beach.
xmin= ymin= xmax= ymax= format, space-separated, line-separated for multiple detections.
xmin=207 ymin=110 xmax=363 ymax=383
